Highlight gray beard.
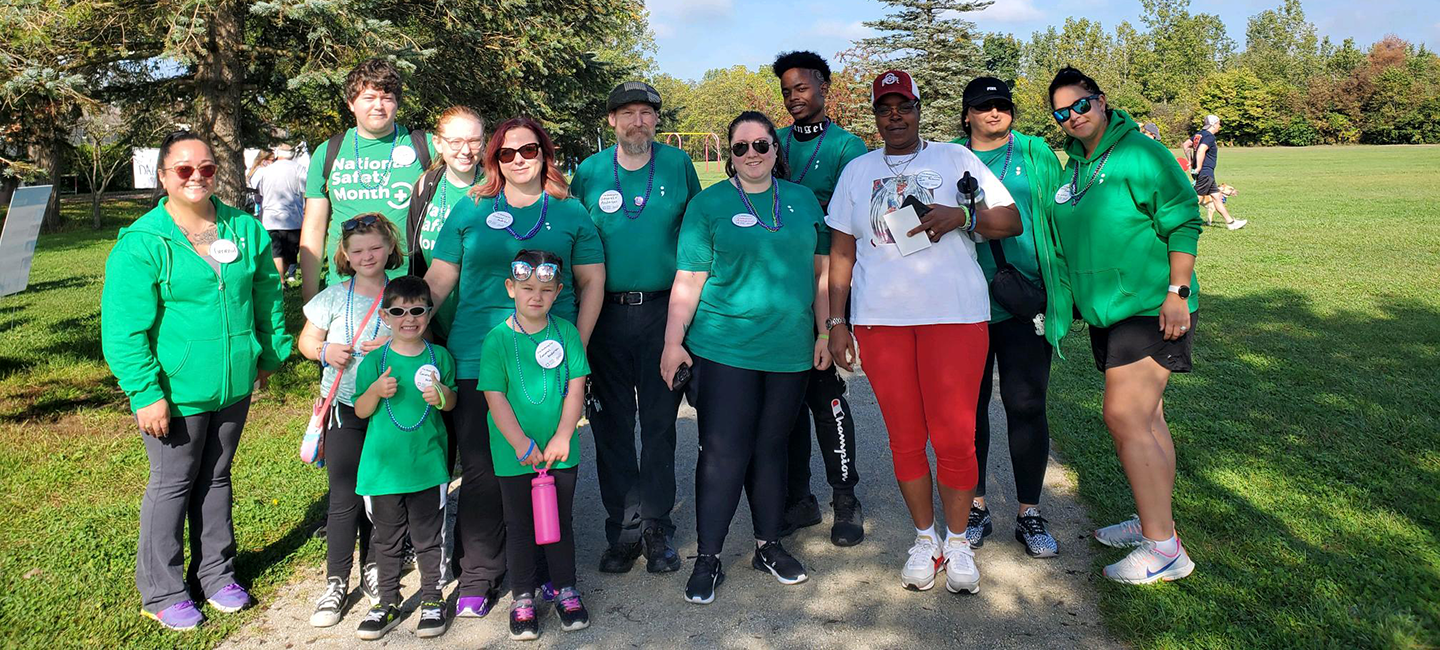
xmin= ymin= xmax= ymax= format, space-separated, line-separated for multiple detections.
xmin=619 ymin=139 xmax=652 ymax=156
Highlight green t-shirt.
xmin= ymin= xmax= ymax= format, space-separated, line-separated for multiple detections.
xmin=953 ymin=135 xmax=1041 ymax=323
xmin=475 ymin=317 xmax=591 ymax=477
xmin=676 ymin=178 xmax=829 ymax=373
xmin=777 ymin=122 xmax=869 ymax=207
xmin=570 ymin=143 xmax=702 ymax=292
xmin=431 ymin=192 xmax=604 ymax=378
xmin=414 ymin=175 xmax=476 ymax=339
xmin=304 ymin=125 xmax=437 ymax=286
xmin=353 ymin=341 xmax=457 ymax=496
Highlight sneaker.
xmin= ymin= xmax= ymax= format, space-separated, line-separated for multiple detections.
xmin=354 ymin=603 xmax=402 ymax=641
xmin=751 ymin=541 xmax=808 ymax=585
xmin=1227 ymin=219 xmax=1247 ymax=230
xmin=206 ymin=583 xmax=252 ymax=613
xmin=415 ymin=600 xmax=449 ymax=638
xmin=942 ymin=535 xmax=981 ymax=594
xmin=1015 ymin=507 xmax=1060 ymax=558
xmin=830 ymin=493 xmax=865 ymax=547
xmin=455 ymin=594 xmax=495 ymax=618
xmin=555 ymin=586 xmax=591 ymax=631
xmin=509 ymin=597 xmax=540 ymax=641
xmin=684 ymin=554 xmax=725 ymax=604
xmin=309 ymin=577 xmax=348 ymax=628
xmin=360 ymin=562 xmax=380 ymax=605
xmin=598 ymin=540 xmax=642 ymax=573
xmin=900 ymin=532 xmax=944 ymax=591
xmin=642 ymin=526 xmax=682 ymax=573
xmin=1103 ymin=537 xmax=1195 ymax=584
xmin=142 ymin=600 xmax=205 ymax=631
xmin=965 ymin=504 xmax=993 ymax=548
xmin=1093 ymin=514 xmax=1145 ymax=548
xmin=779 ymin=494 xmax=823 ymax=536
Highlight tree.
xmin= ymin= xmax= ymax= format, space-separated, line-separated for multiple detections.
xmin=1241 ymin=0 xmax=1320 ymax=84
xmin=1134 ymin=0 xmax=1234 ymax=104
xmin=980 ymin=33 xmax=1022 ymax=86
xmin=860 ymin=0 xmax=989 ymax=139
xmin=70 ymin=104 xmax=164 ymax=228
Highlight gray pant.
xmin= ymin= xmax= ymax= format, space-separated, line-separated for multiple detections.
xmin=136 ymin=396 xmax=251 ymax=613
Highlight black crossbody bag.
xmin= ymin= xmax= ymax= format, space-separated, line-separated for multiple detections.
xmin=958 ymin=172 xmax=1047 ymax=318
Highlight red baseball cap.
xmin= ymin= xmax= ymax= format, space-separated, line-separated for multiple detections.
xmin=872 ymin=70 xmax=920 ymax=104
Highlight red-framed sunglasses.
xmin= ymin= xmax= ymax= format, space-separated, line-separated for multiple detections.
xmin=163 ymin=164 xmax=218 ymax=180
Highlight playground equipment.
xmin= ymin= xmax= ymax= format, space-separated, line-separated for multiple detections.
xmin=659 ymin=132 xmax=723 ymax=173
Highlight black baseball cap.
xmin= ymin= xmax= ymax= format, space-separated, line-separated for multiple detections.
xmin=963 ymin=77 xmax=1012 ymax=108
xmin=606 ymin=81 xmax=662 ymax=113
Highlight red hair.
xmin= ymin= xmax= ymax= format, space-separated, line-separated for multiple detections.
xmin=472 ymin=117 xmax=569 ymax=200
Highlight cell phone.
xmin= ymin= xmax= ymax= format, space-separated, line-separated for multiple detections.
xmin=671 ymin=363 xmax=692 ymax=391
xmin=901 ymin=195 xmax=932 ymax=217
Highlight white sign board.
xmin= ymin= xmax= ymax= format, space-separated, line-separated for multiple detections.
xmin=132 ymin=148 xmax=159 ymax=189
xmin=0 ymin=185 xmax=55 ymax=296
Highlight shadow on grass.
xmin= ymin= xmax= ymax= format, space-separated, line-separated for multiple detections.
xmin=1049 ymin=289 xmax=1440 ymax=649
xmin=234 ymin=495 xmax=329 ymax=588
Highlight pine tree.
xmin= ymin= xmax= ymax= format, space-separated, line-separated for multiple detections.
xmin=860 ymin=0 xmax=989 ymax=140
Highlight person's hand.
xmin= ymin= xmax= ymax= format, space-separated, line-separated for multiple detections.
xmin=660 ymin=343 xmax=693 ymax=388
xmin=358 ymin=336 xmax=390 ymax=354
xmin=828 ymin=326 xmax=858 ymax=372
xmin=542 ymin=434 xmax=572 ymax=466
xmin=136 ymin=399 xmax=170 ymax=438
xmin=254 ymin=367 xmax=274 ymax=391
xmin=1158 ymin=293 xmax=1191 ymax=341
xmin=324 ymin=344 xmax=353 ymax=370
xmin=908 ymin=204 xmax=969 ymax=242
xmin=422 ymin=379 xmax=442 ymax=407
xmin=513 ymin=438 xmax=543 ymax=467
xmin=814 ymin=338 xmax=833 ymax=371
xmin=371 ymin=367 xmax=397 ymax=398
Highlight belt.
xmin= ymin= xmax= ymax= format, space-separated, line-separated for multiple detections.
xmin=606 ymin=290 xmax=669 ymax=306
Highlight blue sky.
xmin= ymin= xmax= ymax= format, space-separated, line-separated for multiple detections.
xmin=648 ymin=0 xmax=1440 ymax=81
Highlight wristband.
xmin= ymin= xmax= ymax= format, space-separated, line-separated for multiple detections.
xmin=517 ymin=439 xmax=535 ymax=462
xmin=320 ymin=342 xmax=330 ymax=368
xmin=437 ymin=386 xmax=447 ymax=410
xmin=818 ymin=334 xmax=829 ymax=340
xmin=964 ymin=209 xmax=978 ymax=233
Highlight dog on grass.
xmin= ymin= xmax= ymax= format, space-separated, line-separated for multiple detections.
xmin=1197 ymin=183 xmax=1237 ymax=225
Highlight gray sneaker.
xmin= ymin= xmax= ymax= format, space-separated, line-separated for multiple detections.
xmin=1015 ymin=507 xmax=1059 ymax=558
xmin=361 ymin=562 xmax=380 ymax=605
xmin=309 ymin=577 xmax=348 ymax=628
xmin=1093 ymin=514 xmax=1145 ymax=548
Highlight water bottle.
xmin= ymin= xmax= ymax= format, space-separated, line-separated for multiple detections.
xmin=956 ymin=171 xmax=986 ymax=211
xmin=532 ymin=468 xmax=561 ymax=545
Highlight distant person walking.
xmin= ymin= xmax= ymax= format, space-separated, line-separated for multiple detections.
xmin=251 ymin=143 xmax=307 ymax=283
xmin=1191 ymin=115 xmax=1245 ymax=230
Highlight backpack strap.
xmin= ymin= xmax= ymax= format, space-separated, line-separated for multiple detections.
xmin=409 ymin=128 xmax=432 ymax=170
xmin=320 ymin=131 xmax=347 ymax=198
xmin=407 ymin=167 xmax=444 ymax=276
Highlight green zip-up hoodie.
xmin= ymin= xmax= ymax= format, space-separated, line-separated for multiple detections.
xmin=101 ymin=197 xmax=293 ymax=416
xmin=1045 ymin=108 xmax=1201 ymax=330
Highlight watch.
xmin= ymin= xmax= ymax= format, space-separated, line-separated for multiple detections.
xmin=1168 ymin=284 xmax=1191 ymax=299
xmin=824 ymin=316 xmax=848 ymax=330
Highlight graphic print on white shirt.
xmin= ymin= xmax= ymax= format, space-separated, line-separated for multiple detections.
xmin=868 ymin=175 xmax=933 ymax=245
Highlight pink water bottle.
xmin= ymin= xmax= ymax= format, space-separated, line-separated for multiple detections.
xmin=532 ymin=468 xmax=561 ymax=545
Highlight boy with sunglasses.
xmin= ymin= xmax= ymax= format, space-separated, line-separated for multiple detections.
xmin=350 ymin=275 xmax=458 ymax=640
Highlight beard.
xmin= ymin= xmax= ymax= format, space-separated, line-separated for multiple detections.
xmin=618 ymin=126 xmax=654 ymax=155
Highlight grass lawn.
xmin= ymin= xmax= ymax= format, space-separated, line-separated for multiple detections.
xmin=0 ymin=145 xmax=1436 ymax=649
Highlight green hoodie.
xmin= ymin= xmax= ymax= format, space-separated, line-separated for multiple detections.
xmin=102 ymin=197 xmax=293 ymax=416
xmin=1044 ymin=108 xmax=1201 ymax=330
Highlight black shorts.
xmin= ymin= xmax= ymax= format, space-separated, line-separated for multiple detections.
xmin=1194 ymin=174 xmax=1218 ymax=196
xmin=1089 ymin=311 xmax=1198 ymax=373
xmin=268 ymin=229 xmax=301 ymax=266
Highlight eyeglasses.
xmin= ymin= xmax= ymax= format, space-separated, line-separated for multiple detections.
xmin=1052 ymin=94 xmax=1101 ymax=123
xmin=342 ymin=215 xmax=380 ymax=231
xmin=162 ymin=164 xmax=218 ymax=180
xmin=730 ymin=139 xmax=774 ymax=157
xmin=872 ymin=102 xmax=918 ymax=117
xmin=497 ymin=143 xmax=542 ymax=163
xmin=443 ymin=137 xmax=486 ymax=151
xmin=511 ymin=261 xmax=559 ymax=283
xmin=383 ymin=306 xmax=431 ymax=317
xmin=970 ymin=99 xmax=1013 ymax=113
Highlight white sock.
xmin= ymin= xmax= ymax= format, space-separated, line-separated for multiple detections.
xmin=915 ymin=524 xmax=938 ymax=542
xmin=1148 ymin=533 xmax=1179 ymax=555
xmin=945 ymin=528 xmax=967 ymax=545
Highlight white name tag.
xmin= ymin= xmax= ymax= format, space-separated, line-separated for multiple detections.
xmin=486 ymin=211 xmax=514 ymax=229
xmin=414 ymin=364 xmax=440 ymax=390
xmin=598 ymin=190 xmax=623 ymax=213
xmin=210 ymin=238 xmax=239 ymax=263
xmin=731 ymin=214 xmax=758 ymax=228
xmin=392 ymin=145 xmax=417 ymax=167
xmin=535 ymin=339 xmax=565 ymax=369
xmin=915 ymin=169 xmax=943 ymax=189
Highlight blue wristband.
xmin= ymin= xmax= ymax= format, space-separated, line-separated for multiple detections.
xmin=320 ymin=342 xmax=330 ymax=368
xmin=517 ymin=439 xmax=535 ymax=462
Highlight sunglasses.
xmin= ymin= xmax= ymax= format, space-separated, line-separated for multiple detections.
xmin=1052 ymin=94 xmax=1101 ymax=123
xmin=872 ymin=102 xmax=918 ymax=117
xmin=443 ymin=137 xmax=486 ymax=151
xmin=383 ymin=306 xmax=432 ymax=317
xmin=730 ymin=139 xmax=774 ymax=157
xmin=511 ymin=261 xmax=559 ymax=283
xmin=163 ymin=164 xmax=218 ymax=180
xmin=498 ymin=143 xmax=542 ymax=163
xmin=342 ymin=215 xmax=380 ymax=231
xmin=970 ymin=99 xmax=1013 ymax=113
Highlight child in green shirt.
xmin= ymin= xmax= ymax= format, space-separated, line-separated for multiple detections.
xmin=476 ymin=250 xmax=591 ymax=640
xmin=351 ymin=275 xmax=458 ymax=641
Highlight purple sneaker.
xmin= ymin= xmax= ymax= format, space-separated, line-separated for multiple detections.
xmin=539 ymin=581 xmax=558 ymax=602
xmin=143 ymin=600 xmax=205 ymax=631
xmin=455 ymin=594 xmax=494 ymax=618
xmin=206 ymin=583 xmax=252 ymax=613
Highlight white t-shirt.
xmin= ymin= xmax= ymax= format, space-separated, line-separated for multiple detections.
xmin=251 ymin=158 xmax=306 ymax=231
xmin=826 ymin=141 xmax=1015 ymax=326
xmin=302 ymin=282 xmax=392 ymax=405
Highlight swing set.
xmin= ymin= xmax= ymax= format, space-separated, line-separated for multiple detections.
xmin=658 ymin=132 xmax=723 ymax=173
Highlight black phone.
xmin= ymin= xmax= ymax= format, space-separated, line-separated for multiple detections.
xmin=671 ymin=363 xmax=692 ymax=391
xmin=901 ymin=195 xmax=932 ymax=217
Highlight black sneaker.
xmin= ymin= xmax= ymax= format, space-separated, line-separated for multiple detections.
xmin=684 ymin=554 xmax=725 ymax=604
xmin=360 ymin=562 xmax=380 ymax=605
xmin=509 ymin=597 xmax=540 ymax=641
xmin=598 ymin=540 xmax=642 ymax=573
xmin=642 ymin=526 xmax=682 ymax=573
xmin=309 ymin=576 xmax=348 ymax=628
xmin=965 ymin=504 xmax=993 ymax=548
xmin=354 ymin=603 xmax=401 ymax=641
xmin=779 ymin=494 xmax=823 ymax=536
xmin=415 ymin=600 xmax=449 ymax=638
xmin=752 ymin=541 xmax=808 ymax=585
xmin=830 ymin=493 xmax=865 ymax=547
xmin=554 ymin=586 xmax=590 ymax=631
xmin=1015 ymin=507 xmax=1060 ymax=558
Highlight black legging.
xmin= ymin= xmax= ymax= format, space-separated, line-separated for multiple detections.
xmin=497 ymin=467 xmax=578 ymax=598
xmin=974 ymin=316 xmax=1052 ymax=505
xmin=452 ymin=379 xmax=505 ymax=598
xmin=324 ymin=403 xmax=372 ymax=580
xmin=692 ymin=355 xmax=809 ymax=555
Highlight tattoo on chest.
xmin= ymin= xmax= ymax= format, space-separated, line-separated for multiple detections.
xmin=178 ymin=223 xmax=219 ymax=247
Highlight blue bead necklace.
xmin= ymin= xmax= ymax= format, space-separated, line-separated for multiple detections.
xmin=492 ymin=192 xmax=549 ymax=240
xmin=509 ymin=312 xmax=570 ymax=405
xmin=379 ymin=340 xmax=436 ymax=432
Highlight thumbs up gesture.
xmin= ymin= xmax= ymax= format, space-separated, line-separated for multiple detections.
xmin=422 ymin=370 xmax=443 ymax=406
xmin=373 ymin=367 xmax=398 ymax=399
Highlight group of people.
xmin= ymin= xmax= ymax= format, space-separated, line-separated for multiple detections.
xmin=101 ymin=52 xmax=1205 ymax=641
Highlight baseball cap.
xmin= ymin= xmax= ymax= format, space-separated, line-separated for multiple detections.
xmin=607 ymin=81 xmax=662 ymax=113
xmin=872 ymin=70 xmax=920 ymax=104
xmin=1142 ymin=122 xmax=1160 ymax=137
xmin=1204 ymin=114 xmax=1220 ymax=127
xmin=963 ymin=77 xmax=1011 ymax=108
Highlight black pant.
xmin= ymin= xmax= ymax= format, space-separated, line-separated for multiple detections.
xmin=588 ymin=297 xmax=682 ymax=546
xmin=453 ymin=379 xmax=506 ymax=598
xmin=324 ymin=403 xmax=373 ymax=580
xmin=974 ymin=316 xmax=1053 ymax=505
xmin=692 ymin=356 xmax=809 ymax=555
xmin=497 ymin=467 xmax=578 ymax=598
xmin=368 ymin=485 xmax=446 ymax=604
xmin=785 ymin=366 xmax=859 ymax=505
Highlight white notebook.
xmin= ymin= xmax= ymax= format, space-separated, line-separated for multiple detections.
xmin=882 ymin=205 xmax=933 ymax=256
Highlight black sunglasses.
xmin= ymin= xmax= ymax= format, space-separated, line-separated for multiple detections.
xmin=342 ymin=215 xmax=380 ymax=231
xmin=497 ymin=143 xmax=542 ymax=163
xmin=970 ymin=99 xmax=1013 ymax=113
xmin=730 ymin=139 xmax=774 ymax=157
xmin=1052 ymin=94 xmax=1101 ymax=123
xmin=383 ymin=306 xmax=431 ymax=317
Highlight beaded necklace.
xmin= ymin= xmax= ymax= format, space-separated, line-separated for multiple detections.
xmin=510 ymin=312 xmax=570 ymax=405
xmin=783 ymin=121 xmax=829 ymax=183
xmin=730 ymin=178 xmax=783 ymax=232
xmin=352 ymin=124 xmax=400 ymax=190
xmin=1065 ymin=143 xmax=1118 ymax=206
xmin=611 ymin=147 xmax=656 ymax=219
xmin=965 ymin=133 xmax=1015 ymax=181
xmin=492 ymin=191 xmax=548 ymax=240
xmin=379 ymin=340 xmax=436 ymax=432
xmin=344 ymin=278 xmax=386 ymax=347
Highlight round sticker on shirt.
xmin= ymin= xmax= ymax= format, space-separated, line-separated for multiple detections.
xmin=486 ymin=211 xmax=514 ymax=229
xmin=598 ymin=190 xmax=623 ymax=214
xmin=414 ymin=364 xmax=441 ymax=390
xmin=535 ymin=340 xmax=565 ymax=369
xmin=1054 ymin=185 xmax=1074 ymax=204
xmin=209 ymin=239 xmax=239 ymax=264
xmin=633 ymin=195 xmax=645 ymax=207
xmin=731 ymin=213 xmax=759 ymax=228
xmin=392 ymin=145 xmax=417 ymax=167
xmin=915 ymin=170 xmax=943 ymax=190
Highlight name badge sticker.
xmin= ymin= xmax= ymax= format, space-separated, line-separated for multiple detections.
xmin=598 ymin=190 xmax=623 ymax=213
xmin=414 ymin=364 xmax=441 ymax=390
xmin=535 ymin=340 xmax=565 ymax=369
xmin=210 ymin=239 xmax=239 ymax=264
xmin=731 ymin=214 xmax=758 ymax=228
xmin=486 ymin=211 xmax=515 ymax=229
xmin=392 ymin=145 xmax=417 ymax=167
xmin=915 ymin=170 xmax=943 ymax=189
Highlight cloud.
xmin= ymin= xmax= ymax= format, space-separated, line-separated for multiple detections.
xmin=962 ymin=0 xmax=1044 ymax=24
xmin=811 ymin=19 xmax=874 ymax=40
xmin=646 ymin=0 xmax=732 ymax=22
xmin=652 ymin=22 xmax=675 ymax=38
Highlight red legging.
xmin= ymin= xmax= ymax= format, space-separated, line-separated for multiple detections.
xmin=855 ymin=323 xmax=988 ymax=490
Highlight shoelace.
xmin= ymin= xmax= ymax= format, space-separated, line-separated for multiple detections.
xmin=1018 ymin=514 xmax=1050 ymax=538
xmin=643 ymin=528 xmax=665 ymax=553
xmin=363 ymin=607 xmax=390 ymax=623
xmin=559 ymin=591 xmax=583 ymax=613
xmin=907 ymin=537 xmax=939 ymax=566
xmin=512 ymin=601 xmax=536 ymax=621
xmin=688 ymin=554 xmax=721 ymax=574
xmin=316 ymin=582 xmax=346 ymax=609
xmin=967 ymin=507 xmax=988 ymax=528
xmin=419 ymin=603 xmax=445 ymax=621
xmin=945 ymin=540 xmax=976 ymax=570
xmin=834 ymin=497 xmax=858 ymax=521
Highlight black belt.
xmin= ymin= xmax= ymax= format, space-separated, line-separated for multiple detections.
xmin=606 ymin=290 xmax=669 ymax=306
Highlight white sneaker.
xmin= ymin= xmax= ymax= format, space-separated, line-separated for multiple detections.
xmin=1093 ymin=514 xmax=1145 ymax=548
xmin=1103 ymin=537 xmax=1195 ymax=584
xmin=942 ymin=535 xmax=981 ymax=594
xmin=1227 ymin=219 xmax=1247 ymax=230
xmin=309 ymin=577 xmax=348 ymax=628
xmin=361 ymin=562 xmax=380 ymax=605
xmin=900 ymin=533 xmax=944 ymax=591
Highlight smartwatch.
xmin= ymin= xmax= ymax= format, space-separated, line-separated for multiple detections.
xmin=824 ymin=316 xmax=848 ymax=331
xmin=1168 ymin=284 xmax=1191 ymax=299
